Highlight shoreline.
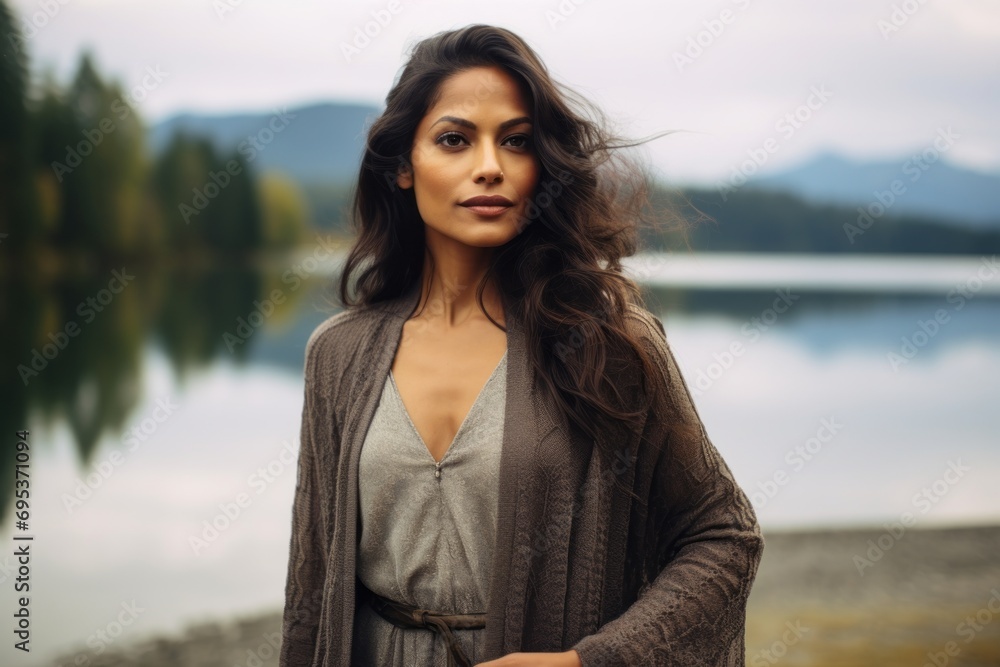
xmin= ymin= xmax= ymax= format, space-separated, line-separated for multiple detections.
xmin=41 ymin=523 xmax=1000 ymax=666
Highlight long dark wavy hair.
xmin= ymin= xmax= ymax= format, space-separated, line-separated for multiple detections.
xmin=338 ymin=24 xmax=688 ymax=498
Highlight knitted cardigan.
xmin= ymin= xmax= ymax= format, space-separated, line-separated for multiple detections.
xmin=279 ymin=280 xmax=764 ymax=666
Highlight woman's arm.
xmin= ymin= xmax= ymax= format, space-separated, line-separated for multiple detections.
xmin=278 ymin=348 xmax=328 ymax=667
xmin=569 ymin=312 xmax=765 ymax=667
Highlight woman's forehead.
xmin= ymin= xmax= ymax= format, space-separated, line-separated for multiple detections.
xmin=424 ymin=67 xmax=531 ymax=123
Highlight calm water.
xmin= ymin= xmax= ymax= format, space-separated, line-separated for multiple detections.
xmin=2 ymin=252 xmax=998 ymax=665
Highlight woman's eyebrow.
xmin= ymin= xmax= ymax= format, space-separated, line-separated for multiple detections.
xmin=430 ymin=115 xmax=532 ymax=132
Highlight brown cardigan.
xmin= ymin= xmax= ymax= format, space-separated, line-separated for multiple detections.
xmin=279 ymin=280 xmax=764 ymax=666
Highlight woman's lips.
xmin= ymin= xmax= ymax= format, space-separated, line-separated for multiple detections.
xmin=461 ymin=204 xmax=511 ymax=217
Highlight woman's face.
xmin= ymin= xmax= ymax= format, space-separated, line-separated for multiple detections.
xmin=397 ymin=65 xmax=540 ymax=248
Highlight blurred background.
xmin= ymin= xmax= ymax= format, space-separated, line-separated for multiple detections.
xmin=1 ymin=1 xmax=998 ymax=665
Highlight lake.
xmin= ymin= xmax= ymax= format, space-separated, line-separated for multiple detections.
xmin=2 ymin=251 xmax=998 ymax=665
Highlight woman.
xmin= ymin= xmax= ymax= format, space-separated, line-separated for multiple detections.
xmin=279 ymin=24 xmax=764 ymax=667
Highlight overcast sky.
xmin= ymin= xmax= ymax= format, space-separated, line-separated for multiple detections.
xmin=10 ymin=0 xmax=1000 ymax=185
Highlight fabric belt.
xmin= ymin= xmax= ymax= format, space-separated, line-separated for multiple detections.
xmin=357 ymin=579 xmax=486 ymax=667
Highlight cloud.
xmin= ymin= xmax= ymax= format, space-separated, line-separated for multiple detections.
xmin=10 ymin=0 xmax=1000 ymax=180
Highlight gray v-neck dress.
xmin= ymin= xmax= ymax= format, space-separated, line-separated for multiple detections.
xmin=351 ymin=351 xmax=507 ymax=666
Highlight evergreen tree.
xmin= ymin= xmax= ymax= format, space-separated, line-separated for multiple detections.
xmin=0 ymin=0 xmax=39 ymax=250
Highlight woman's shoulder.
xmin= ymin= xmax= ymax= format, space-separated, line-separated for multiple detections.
xmin=304 ymin=309 xmax=361 ymax=362
xmin=624 ymin=301 xmax=667 ymax=344
xmin=302 ymin=306 xmax=381 ymax=379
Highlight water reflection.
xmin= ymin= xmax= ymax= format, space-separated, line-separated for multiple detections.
xmin=3 ymin=254 xmax=998 ymax=532
xmin=0 ymin=261 xmax=324 ymax=526
xmin=2 ymin=254 xmax=998 ymax=666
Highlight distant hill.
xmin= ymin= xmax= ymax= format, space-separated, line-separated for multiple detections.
xmin=747 ymin=152 xmax=1000 ymax=229
xmin=147 ymin=104 xmax=1000 ymax=253
xmin=148 ymin=101 xmax=379 ymax=184
xmin=149 ymin=105 xmax=1000 ymax=230
xmin=655 ymin=187 xmax=1000 ymax=255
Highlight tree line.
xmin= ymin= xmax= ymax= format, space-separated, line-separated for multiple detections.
xmin=0 ymin=0 xmax=309 ymax=271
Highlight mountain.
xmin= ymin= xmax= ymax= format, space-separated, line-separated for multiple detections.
xmin=746 ymin=152 xmax=1000 ymax=229
xmin=150 ymin=106 xmax=1000 ymax=231
xmin=657 ymin=187 xmax=1000 ymax=255
xmin=146 ymin=104 xmax=1000 ymax=252
xmin=148 ymin=101 xmax=380 ymax=184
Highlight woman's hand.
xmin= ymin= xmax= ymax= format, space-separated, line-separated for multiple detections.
xmin=474 ymin=649 xmax=582 ymax=666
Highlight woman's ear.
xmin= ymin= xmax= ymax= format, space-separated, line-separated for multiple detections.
xmin=396 ymin=162 xmax=413 ymax=189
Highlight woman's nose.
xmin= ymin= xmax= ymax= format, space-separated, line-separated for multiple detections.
xmin=473 ymin=143 xmax=503 ymax=183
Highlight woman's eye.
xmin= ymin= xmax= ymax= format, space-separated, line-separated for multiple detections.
xmin=437 ymin=132 xmax=466 ymax=147
xmin=435 ymin=133 xmax=531 ymax=149
xmin=505 ymin=134 xmax=531 ymax=149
